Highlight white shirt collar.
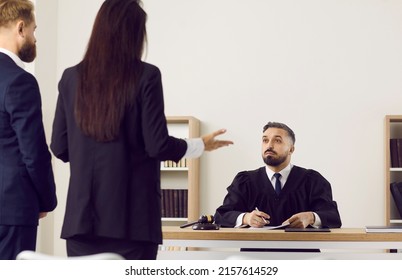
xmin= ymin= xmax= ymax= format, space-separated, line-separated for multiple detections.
xmin=265 ymin=163 xmax=293 ymax=184
xmin=0 ymin=48 xmax=25 ymax=69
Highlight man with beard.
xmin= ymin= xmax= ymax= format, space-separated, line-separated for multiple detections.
xmin=215 ymin=122 xmax=341 ymax=230
xmin=0 ymin=0 xmax=57 ymax=259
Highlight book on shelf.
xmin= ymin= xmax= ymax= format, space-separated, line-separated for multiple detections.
xmin=161 ymin=191 xmax=165 ymax=218
xmin=161 ymin=189 xmax=188 ymax=219
xmin=365 ymin=226 xmax=402 ymax=233
xmin=390 ymin=182 xmax=402 ymax=219
xmin=390 ymin=139 xmax=402 ymax=168
xmin=162 ymin=159 xmax=187 ymax=169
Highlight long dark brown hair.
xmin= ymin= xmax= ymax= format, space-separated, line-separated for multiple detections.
xmin=75 ymin=0 xmax=147 ymax=142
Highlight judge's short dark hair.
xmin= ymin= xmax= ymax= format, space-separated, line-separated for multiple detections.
xmin=263 ymin=122 xmax=296 ymax=144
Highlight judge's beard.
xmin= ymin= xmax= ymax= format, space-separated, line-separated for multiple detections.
xmin=263 ymin=154 xmax=287 ymax=167
xmin=18 ymin=39 xmax=36 ymax=63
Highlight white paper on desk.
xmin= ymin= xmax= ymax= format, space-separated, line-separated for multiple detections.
xmin=249 ymin=222 xmax=290 ymax=230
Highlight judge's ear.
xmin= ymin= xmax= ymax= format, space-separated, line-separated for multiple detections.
xmin=289 ymin=145 xmax=295 ymax=155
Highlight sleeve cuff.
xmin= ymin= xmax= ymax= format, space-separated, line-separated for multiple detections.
xmin=183 ymin=138 xmax=204 ymax=158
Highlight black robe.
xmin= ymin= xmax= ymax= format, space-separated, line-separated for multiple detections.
xmin=214 ymin=165 xmax=342 ymax=228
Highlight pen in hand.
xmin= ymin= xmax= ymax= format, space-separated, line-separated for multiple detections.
xmin=255 ymin=207 xmax=268 ymax=224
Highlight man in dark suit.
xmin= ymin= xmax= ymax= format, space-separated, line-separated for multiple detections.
xmin=0 ymin=0 xmax=57 ymax=259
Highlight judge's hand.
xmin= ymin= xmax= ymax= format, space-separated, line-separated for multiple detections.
xmin=243 ymin=210 xmax=270 ymax=228
xmin=202 ymin=129 xmax=233 ymax=151
xmin=283 ymin=211 xmax=315 ymax=228
xmin=39 ymin=212 xmax=48 ymax=219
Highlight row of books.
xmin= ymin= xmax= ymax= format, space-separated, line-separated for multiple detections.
xmin=390 ymin=139 xmax=402 ymax=167
xmin=161 ymin=159 xmax=188 ymax=168
xmin=161 ymin=189 xmax=188 ymax=218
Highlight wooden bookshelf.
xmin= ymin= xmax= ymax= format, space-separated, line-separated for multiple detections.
xmin=161 ymin=116 xmax=200 ymax=225
xmin=385 ymin=115 xmax=402 ymax=225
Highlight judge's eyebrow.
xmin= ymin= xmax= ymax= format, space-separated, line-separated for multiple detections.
xmin=262 ymin=135 xmax=283 ymax=140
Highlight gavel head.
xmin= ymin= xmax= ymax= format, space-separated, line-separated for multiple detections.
xmin=198 ymin=215 xmax=214 ymax=224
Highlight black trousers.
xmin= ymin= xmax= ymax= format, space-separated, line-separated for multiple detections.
xmin=66 ymin=235 xmax=159 ymax=260
xmin=0 ymin=225 xmax=37 ymax=260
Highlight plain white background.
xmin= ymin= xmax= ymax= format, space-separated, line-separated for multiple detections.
xmin=28 ymin=0 xmax=402 ymax=255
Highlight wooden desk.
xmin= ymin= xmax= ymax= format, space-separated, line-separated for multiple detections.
xmin=159 ymin=226 xmax=402 ymax=259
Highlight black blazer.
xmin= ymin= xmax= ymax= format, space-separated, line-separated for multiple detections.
xmin=0 ymin=53 xmax=57 ymax=226
xmin=51 ymin=62 xmax=187 ymax=244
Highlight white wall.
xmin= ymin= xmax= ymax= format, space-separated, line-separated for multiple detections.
xmin=33 ymin=0 xmax=58 ymax=254
xmin=35 ymin=0 xmax=402 ymax=255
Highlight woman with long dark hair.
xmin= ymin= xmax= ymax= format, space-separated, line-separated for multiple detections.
xmin=51 ymin=0 xmax=232 ymax=260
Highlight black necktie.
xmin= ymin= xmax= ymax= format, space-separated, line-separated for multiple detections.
xmin=274 ymin=173 xmax=282 ymax=195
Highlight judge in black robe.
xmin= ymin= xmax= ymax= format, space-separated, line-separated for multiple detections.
xmin=214 ymin=122 xmax=341 ymax=229
xmin=214 ymin=165 xmax=342 ymax=228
